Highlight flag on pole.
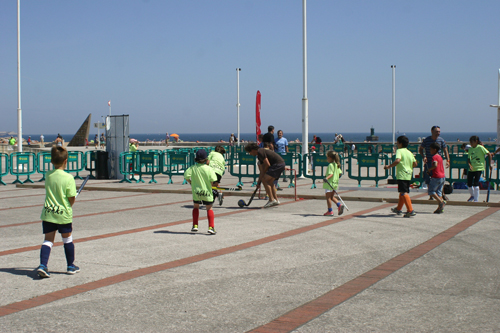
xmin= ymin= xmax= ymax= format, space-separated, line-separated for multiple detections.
xmin=108 ymin=101 xmax=111 ymax=106
xmin=255 ymin=91 xmax=261 ymax=143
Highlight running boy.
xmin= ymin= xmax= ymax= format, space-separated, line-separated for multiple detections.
xmin=426 ymin=142 xmax=446 ymax=213
xmin=208 ymin=145 xmax=226 ymax=206
xmin=384 ymin=136 xmax=418 ymax=217
xmin=467 ymin=135 xmax=492 ymax=202
xmin=37 ymin=146 xmax=79 ymax=278
xmin=322 ymin=151 xmax=344 ymax=216
xmin=185 ymin=149 xmax=218 ymax=234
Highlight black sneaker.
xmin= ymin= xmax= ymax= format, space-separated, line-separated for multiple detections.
xmin=37 ymin=264 xmax=50 ymax=278
xmin=391 ymin=207 xmax=403 ymax=215
xmin=404 ymin=210 xmax=416 ymax=218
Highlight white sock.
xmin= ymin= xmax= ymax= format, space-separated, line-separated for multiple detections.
xmin=473 ymin=186 xmax=480 ymax=202
xmin=468 ymin=187 xmax=474 ymax=197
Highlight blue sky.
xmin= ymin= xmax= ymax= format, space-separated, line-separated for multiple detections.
xmin=1 ymin=0 xmax=500 ymax=136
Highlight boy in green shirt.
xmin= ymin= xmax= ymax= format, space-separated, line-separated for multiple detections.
xmin=208 ymin=146 xmax=226 ymax=206
xmin=185 ymin=149 xmax=218 ymax=234
xmin=384 ymin=136 xmax=418 ymax=218
xmin=37 ymin=146 xmax=79 ymax=278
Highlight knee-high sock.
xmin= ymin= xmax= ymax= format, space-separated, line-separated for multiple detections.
xmin=207 ymin=210 xmax=215 ymax=228
xmin=403 ymin=194 xmax=414 ymax=212
xmin=40 ymin=241 xmax=53 ymax=266
xmin=473 ymin=186 xmax=480 ymax=202
xmin=192 ymin=208 xmax=199 ymax=226
xmin=468 ymin=187 xmax=474 ymax=197
xmin=63 ymin=242 xmax=75 ymax=267
xmin=396 ymin=194 xmax=404 ymax=210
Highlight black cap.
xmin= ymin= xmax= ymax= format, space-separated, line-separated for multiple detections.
xmin=195 ymin=149 xmax=208 ymax=161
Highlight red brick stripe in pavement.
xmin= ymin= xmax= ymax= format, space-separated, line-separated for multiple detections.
xmin=0 ymin=200 xmax=389 ymax=317
xmin=0 ymin=192 xmax=154 ymax=211
xmin=248 ymin=206 xmax=500 ymax=333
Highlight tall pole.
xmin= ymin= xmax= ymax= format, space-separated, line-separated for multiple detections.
xmin=391 ymin=65 xmax=396 ymax=145
xmin=108 ymin=100 xmax=111 ymax=117
xmin=236 ymin=68 xmax=241 ymax=146
xmin=489 ymin=69 xmax=500 ymax=147
xmin=17 ymin=0 xmax=22 ymax=152
xmin=301 ymin=0 xmax=309 ymax=163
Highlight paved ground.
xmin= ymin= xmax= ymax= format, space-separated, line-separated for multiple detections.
xmin=1 ymin=165 xmax=500 ymax=332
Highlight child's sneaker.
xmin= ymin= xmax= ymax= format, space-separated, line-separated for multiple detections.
xmin=208 ymin=227 xmax=217 ymax=235
xmin=270 ymin=200 xmax=280 ymax=207
xmin=218 ymin=192 xmax=224 ymax=206
xmin=323 ymin=211 xmax=334 ymax=216
xmin=467 ymin=196 xmax=474 ymax=202
xmin=338 ymin=205 xmax=345 ymax=216
xmin=404 ymin=210 xmax=416 ymax=218
xmin=37 ymin=264 xmax=50 ymax=278
xmin=191 ymin=225 xmax=198 ymax=232
xmin=391 ymin=207 xmax=403 ymax=215
xmin=67 ymin=265 xmax=80 ymax=275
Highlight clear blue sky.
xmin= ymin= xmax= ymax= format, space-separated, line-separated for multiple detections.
xmin=1 ymin=0 xmax=500 ymax=136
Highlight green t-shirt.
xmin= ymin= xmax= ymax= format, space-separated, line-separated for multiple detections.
xmin=322 ymin=162 xmax=342 ymax=190
xmin=40 ymin=169 xmax=77 ymax=224
xmin=184 ymin=163 xmax=217 ymax=202
xmin=395 ymin=148 xmax=416 ymax=181
xmin=468 ymin=145 xmax=489 ymax=171
xmin=9 ymin=138 xmax=15 ymax=145
xmin=208 ymin=151 xmax=226 ymax=176
xmin=129 ymin=143 xmax=137 ymax=152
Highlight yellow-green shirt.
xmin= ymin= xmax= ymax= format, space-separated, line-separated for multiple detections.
xmin=395 ymin=148 xmax=416 ymax=181
xmin=129 ymin=143 xmax=137 ymax=152
xmin=468 ymin=145 xmax=489 ymax=171
xmin=322 ymin=162 xmax=342 ymax=190
xmin=184 ymin=163 xmax=217 ymax=202
xmin=40 ymin=169 xmax=76 ymax=224
xmin=208 ymin=151 xmax=226 ymax=176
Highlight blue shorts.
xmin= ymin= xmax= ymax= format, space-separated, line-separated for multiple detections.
xmin=428 ymin=178 xmax=445 ymax=197
xmin=42 ymin=221 xmax=72 ymax=234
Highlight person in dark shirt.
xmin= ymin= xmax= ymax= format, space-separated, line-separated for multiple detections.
xmin=311 ymin=135 xmax=322 ymax=144
xmin=262 ymin=125 xmax=276 ymax=151
xmin=245 ymin=142 xmax=285 ymax=208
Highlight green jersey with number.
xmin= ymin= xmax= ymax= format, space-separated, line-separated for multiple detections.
xmin=40 ymin=169 xmax=77 ymax=224
xmin=184 ymin=163 xmax=217 ymax=202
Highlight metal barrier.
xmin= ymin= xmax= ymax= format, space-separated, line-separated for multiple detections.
xmin=302 ymin=153 xmax=337 ymax=189
xmin=229 ymin=152 xmax=259 ymax=187
xmin=84 ymin=151 xmax=97 ymax=179
xmin=161 ymin=151 xmax=194 ymax=184
xmin=0 ymin=153 xmax=9 ymax=185
xmin=10 ymin=152 xmax=37 ymax=184
xmin=136 ymin=151 xmax=162 ymax=183
xmin=65 ymin=151 xmax=85 ymax=180
xmin=118 ymin=152 xmax=138 ymax=183
xmin=279 ymin=153 xmax=300 ymax=188
xmin=445 ymin=154 xmax=469 ymax=185
xmin=348 ymin=153 xmax=388 ymax=187
xmin=36 ymin=151 xmax=54 ymax=181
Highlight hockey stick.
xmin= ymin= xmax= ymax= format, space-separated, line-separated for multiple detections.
xmin=212 ymin=186 xmax=243 ymax=191
xmin=324 ymin=179 xmax=350 ymax=211
xmin=76 ymin=175 xmax=90 ymax=198
xmin=238 ymin=182 xmax=261 ymax=207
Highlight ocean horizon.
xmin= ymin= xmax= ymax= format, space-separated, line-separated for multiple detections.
xmin=22 ymin=131 xmax=499 ymax=144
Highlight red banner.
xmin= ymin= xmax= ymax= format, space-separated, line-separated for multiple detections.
xmin=256 ymin=90 xmax=261 ymax=143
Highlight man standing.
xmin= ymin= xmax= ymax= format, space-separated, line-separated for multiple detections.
xmin=262 ymin=125 xmax=276 ymax=151
xmin=40 ymin=134 xmax=44 ymax=145
xmin=419 ymin=126 xmax=450 ymax=198
xmin=275 ymin=130 xmax=289 ymax=182
xmin=245 ymin=142 xmax=285 ymax=208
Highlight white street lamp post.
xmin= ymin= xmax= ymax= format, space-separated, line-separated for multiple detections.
xmin=17 ymin=0 xmax=22 ymax=152
xmin=489 ymin=69 xmax=500 ymax=148
xmin=391 ymin=65 xmax=396 ymax=145
xmin=236 ymin=68 xmax=241 ymax=146
xmin=301 ymin=0 xmax=309 ymax=167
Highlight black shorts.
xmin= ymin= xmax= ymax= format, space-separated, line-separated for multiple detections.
xmin=397 ymin=180 xmax=411 ymax=193
xmin=267 ymin=163 xmax=285 ymax=180
xmin=42 ymin=221 xmax=72 ymax=234
xmin=467 ymin=171 xmax=482 ymax=187
xmin=215 ymin=174 xmax=222 ymax=183
xmin=193 ymin=200 xmax=214 ymax=205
